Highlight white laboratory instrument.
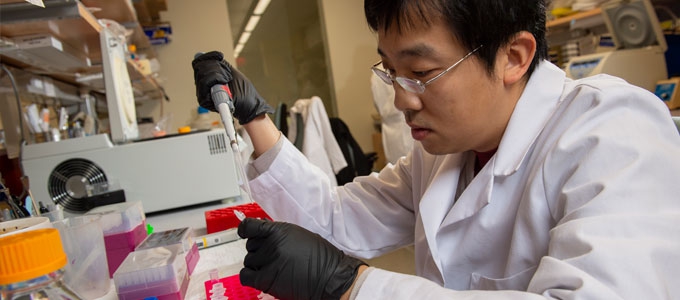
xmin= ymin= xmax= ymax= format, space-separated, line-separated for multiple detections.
xmin=565 ymin=0 xmax=668 ymax=92
xmin=655 ymin=77 xmax=680 ymax=109
xmin=21 ymin=129 xmax=242 ymax=214
xmin=100 ymin=23 xmax=139 ymax=143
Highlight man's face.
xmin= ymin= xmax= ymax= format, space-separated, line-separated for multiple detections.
xmin=377 ymin=21 xmax=509 ymax=154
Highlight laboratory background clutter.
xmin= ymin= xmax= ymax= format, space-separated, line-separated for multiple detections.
xmin=0 ymin=0 xmax=679 ymax=299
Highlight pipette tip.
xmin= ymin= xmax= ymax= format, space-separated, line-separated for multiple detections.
xmin=234 ymin=209 xmax=246 ymax=221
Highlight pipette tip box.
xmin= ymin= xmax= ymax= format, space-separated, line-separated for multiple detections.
xmin=205 ymin=203 xmax=271 ymax=234
xmin=136 ymin=227 xmax=200 ymax=275
xmin=114 ymin=244 xmax=189 ymax=300
xmin=86 ymin=201 xmax=147 ymax=277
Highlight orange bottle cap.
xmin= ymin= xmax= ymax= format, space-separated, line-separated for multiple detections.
xmin=0 ymin=228 xmax=67 ymax=285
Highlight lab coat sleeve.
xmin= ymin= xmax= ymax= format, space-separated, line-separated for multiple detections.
xmin=249 ymin=138 xmax=417 ymax=259
xmin=522 ymin=81 xmax=680 ymax=299
xmin=354 ymin=268 xmax=546 ymax=300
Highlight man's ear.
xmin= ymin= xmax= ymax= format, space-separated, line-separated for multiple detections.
xmin=502 ymin=31 xmax=536 ymax=85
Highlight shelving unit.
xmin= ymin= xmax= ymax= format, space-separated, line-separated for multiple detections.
xmin=545 ymin=7 xmax=609 ymax=68
xmin=132 ymin=0 xmax=167 ymax=26
xmin=547 ymin=8 xmax=603 ymax=30
xmin=0 ymin=0 xmax=103 ymax=66
xmin=0 ymin=0 xmax=165 ymax=102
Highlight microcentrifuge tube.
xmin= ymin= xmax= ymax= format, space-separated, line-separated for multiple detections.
xmin=209 ymin=282 xmax=228 ymax=300
xmin=209 ymin=269 xmax=220 ymax=282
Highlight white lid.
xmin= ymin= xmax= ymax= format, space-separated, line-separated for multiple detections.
xmin=85 ymin=201 xmax=145 ymax=234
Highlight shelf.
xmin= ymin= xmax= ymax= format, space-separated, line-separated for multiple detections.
xmin=0 ymin=0 xmax=104 ymax=64
xmin=127 ymin=58 xmax=164 ymax=101
xmin=81 ymin=0 xmax=137 ymax=25
xmin=0 ymin=0 xmax=165 ymax=102
xmin=80 ymin=0 xmax=156 ymax=59
xmin=547 ymin=8 xmax=603 ymax=28
xmin=132 ymin=0 xmax=167 ymax=26
xmin=547 ymin=8 xmax=602 ymax=30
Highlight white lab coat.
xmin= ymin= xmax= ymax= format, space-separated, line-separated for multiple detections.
xmin=248 ymin=61 xmax=680 ymax=299
xmin=371 ymin=73 xmax=413 ymax=164
xmin=287 ymin=96 xmax=347 ymax=186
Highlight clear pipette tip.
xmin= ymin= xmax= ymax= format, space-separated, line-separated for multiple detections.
xmin=234 ymin=209 xmax=246 ymax=221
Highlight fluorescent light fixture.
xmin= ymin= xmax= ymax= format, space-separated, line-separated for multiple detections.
xmin=253 ymin=0 xmax=271 ymax=15
xmin=234 ymin=43 xmax=244 ymax=54
xmin=245 ymin=15 xmax=261 ymax=32
xmin=238 ymin=32 xmax=251 ymax=45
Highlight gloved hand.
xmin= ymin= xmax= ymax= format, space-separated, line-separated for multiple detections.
xmin=238 ymin=218 xmax=367 ymax=300
xmin=192 ymin=51 xmax=273 ymax=124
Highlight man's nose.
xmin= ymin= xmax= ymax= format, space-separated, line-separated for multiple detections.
xmin=393 ymin=85 xmax=423 ymax=112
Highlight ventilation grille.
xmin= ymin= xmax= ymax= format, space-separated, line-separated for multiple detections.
xmin=207 ymin=133 xmax=228 ymax=155
xmin=48 ymin=158 xmax=107 ymax=213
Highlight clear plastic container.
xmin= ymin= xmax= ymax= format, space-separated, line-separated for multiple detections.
xmin=136 ymin=227 xmax=200 ymax=275
xmin=0 ymin=228 xmax=84 ymax=300
xmin=114 ymin=244 xmax=189 ymax=300
xmin=0 ymin=216 xmax=52 ymax=237
xmin=52 ymin=215 xmax=111 ymax=299
xmin=85 ymin=201 xmax=147 ymax=277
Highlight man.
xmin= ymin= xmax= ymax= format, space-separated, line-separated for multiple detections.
xmin=192 ymin=0 xmax=680 ymax=299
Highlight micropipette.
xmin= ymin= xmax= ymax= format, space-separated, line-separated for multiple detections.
xmin=195 ymin=52 xmax=253 ymax=202
xmin=211 ymin=86 xmax=254 ymax=202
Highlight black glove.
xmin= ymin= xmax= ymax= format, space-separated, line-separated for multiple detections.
xmin=192 ymin=51 xmax=273 ymax=124
xmin=238 ymin=218 xmax=367 ymax=300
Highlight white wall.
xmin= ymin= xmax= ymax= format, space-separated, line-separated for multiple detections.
xmin=318 ymin=0 xmax=379 ymax=152
xmin=136 ymin=0 xmax=234 ymax=132
xmin=137 ymin=0 xmax=380 ymax=153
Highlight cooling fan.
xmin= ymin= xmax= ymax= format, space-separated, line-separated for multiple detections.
xmin=47 ymin=158 xmax=108 ymax=213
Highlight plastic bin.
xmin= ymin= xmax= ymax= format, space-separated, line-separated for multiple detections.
xmin=136 ymin=227 xmax=200 ymax=275
xmin=85 ymin=201 xmax=147 ymax=277
xmin=52 ymin=215 xmax=111 ymax=299
xmin=114 ymin=244 xmax=189 ymax=300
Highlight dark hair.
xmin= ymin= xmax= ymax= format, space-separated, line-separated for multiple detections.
xmin=364 ymin=0 xmax=548 ymax=77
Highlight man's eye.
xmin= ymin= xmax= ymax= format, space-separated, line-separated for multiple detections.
xmin=413 ymin=71 xmax=429 ymax=77
xmin=412 ymin=70 xmax=431 ymax=78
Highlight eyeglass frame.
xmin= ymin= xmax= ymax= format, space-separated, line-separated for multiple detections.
xmin=371 ymin=45 xmax=483 ymax=94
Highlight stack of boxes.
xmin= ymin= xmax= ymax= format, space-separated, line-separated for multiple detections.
xmin=85 ymin=202 xmax=200 ymax=300
xmin=85 ymin=201 xmax=148 ymax=277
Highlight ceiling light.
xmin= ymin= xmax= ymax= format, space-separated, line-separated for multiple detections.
xmin=234 ymin=43 xmax=244 ymax=54
xmin=238 ymin=32 xmax=251 ymax=45
xmin=253 ymin=0 xmax=271 ymax=15
xmin=245 ymin=15 xmax=261 ymax=32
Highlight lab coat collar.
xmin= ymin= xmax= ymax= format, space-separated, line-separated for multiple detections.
xmin=418 ymin=152 xmax=466 ymax=274
xmin=494 ymin=61 xmax=566 ymax=176
xmin=418 ymin=152 xmax=495 ymax=281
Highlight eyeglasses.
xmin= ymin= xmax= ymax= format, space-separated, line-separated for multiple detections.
xmin=372 ymin=45 xmax=483 ymax=94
